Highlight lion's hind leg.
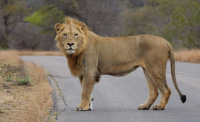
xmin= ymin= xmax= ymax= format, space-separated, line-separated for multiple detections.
xmin=145 ymin=68 xmax=171 ymax=110
xmin=138 ymin=68 xmax=159 ymax=110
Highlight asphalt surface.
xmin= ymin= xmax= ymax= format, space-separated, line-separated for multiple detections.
xmin=21 ymin=56 xmax=200 ymax=122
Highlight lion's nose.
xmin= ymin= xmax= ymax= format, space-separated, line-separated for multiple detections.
xmin=67 ymin=43 xmax=74 ymax=47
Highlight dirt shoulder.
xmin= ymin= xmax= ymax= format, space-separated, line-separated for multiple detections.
xmin=0 ymin=51 xmax=54 ymax=122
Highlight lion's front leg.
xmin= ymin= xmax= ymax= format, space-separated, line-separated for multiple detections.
xmin=76 ymin=76 xmax=95 ymax=111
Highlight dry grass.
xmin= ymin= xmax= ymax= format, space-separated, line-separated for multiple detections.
xmin=7 ymin=50 xmax=63 ymax=56
xmin=0 ymin=51 xmax=23 ymax=66
xmin=174 ymin=49 xmax=200 ymax=63
xmin=0 ymin=51 xmax=53 ymax=122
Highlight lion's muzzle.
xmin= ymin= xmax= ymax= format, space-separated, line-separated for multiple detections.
xmin=66 ymin=49 xmax=75 ymax=55
xmin=67 ymin=42 xmax=74 ymax=47
xmin=63 ymin=42 xmax=76 ymax=55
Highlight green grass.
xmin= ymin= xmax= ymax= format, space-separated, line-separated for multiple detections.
xmin=17 ymin=76 xmax=32 ymax=85
xmin=4 ymin=77 xmax=13 ymax=81
xmin=0 ymin=64 xmax=32 ymax=85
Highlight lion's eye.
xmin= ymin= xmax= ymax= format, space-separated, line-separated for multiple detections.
xmin=63 ymin=33 xmax=67 ymax=37
xmin=74 ymin=34 xmax=78 ymax=37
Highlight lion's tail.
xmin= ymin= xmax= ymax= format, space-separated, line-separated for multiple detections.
xmin=167 ymin=42 xmax=186 ymax=103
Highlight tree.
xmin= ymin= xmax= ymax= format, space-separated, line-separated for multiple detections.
xmin=169 ymin=0 xmax=200 ymax=48
xmin=67 ymin=0 xmax=123 ymax=36
xmin=25 ymin=5 xmax=65 ymax=35
xmin=0 ymin=0 xmax=29 ymax=49
xmin=25 ymin=0 xmax=123 ymax=37
xmin=124 ymin=0 xmax=200 ymax=49
xmin=9 ymin=23 xmax=57 ymax=50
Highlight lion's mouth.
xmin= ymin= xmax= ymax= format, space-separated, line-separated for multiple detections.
xmin=67 ymin=47 xmax=75 ymax=50
xmin=66 ymin=49 xmax=75 ymax=55
xmin=67 ymin=48 xmax=73 ymax=50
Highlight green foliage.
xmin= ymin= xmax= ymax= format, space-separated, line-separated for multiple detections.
xmin=124 ymin=0 xmax=200 ymax=49
xmin=17 ymin=76 xmax=32 ymax=85
xmin=25 ymin=5 xmax=65 ymax=35
xmin=25 ymin=11 xmax=42 ymax=25
xmin=169 ymin=0 xmax=200 ymax=48
xmin=1 ymin=0 xmax=29 ymax=16
xmin=4 ymin=77 xmax=13 ymax=82
xmin=69 ymin=0 xmax=79 ymax=9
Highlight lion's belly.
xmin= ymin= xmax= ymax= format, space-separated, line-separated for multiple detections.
xmin=100 ymin=64 xmax=139 ymax=77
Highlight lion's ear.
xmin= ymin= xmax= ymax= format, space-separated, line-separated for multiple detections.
xmin=80 ymin=22 xmax=86 ymax=30
xmin=55 ymin=23 xmax=64 ymax=33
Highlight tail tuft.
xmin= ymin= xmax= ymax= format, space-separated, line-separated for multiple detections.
xmin=181 ymin=95 xmax=186 ymax=103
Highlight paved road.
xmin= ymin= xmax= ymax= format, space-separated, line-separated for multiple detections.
xmin=21 ymin=56 xmax=200 ymax=122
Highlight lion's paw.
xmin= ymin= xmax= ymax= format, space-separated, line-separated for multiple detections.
xmin=153 ymin=105 xmax=164 ymax=110
xmin=89 ymin=100 xmax=93 ymax=110
xmin=76 ymin=104 xmax=91 ymax=111
xmin=138 ymin=104 xmax=150 ymax=110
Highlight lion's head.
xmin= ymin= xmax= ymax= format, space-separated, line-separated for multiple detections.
xmin=55 ymin=17 xmax=88 ymax=56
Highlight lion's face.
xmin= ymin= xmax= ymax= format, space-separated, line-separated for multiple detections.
xmin=55 ymin=21 xmax=88 ymax=56
xmin=58 ymin=25 xmax=82 ymax=55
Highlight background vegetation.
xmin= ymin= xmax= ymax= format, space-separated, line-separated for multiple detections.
xmin=0 ymin=0 xmax=199 ymax=50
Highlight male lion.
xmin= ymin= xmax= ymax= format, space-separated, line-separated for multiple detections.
xmin=54 ymin=17 xmax=186 ymax=111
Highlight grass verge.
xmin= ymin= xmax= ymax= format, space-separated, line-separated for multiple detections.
xmin=0 ymin=50 xmax=53 ymax=122
xmin=8 ymin=50 xmax=63 ymax=56
xmin=174 ymin=49 xmax=200 ymax=63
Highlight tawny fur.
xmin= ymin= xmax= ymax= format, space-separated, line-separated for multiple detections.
xmin=55 ymin=17 xmax=186 ymax=111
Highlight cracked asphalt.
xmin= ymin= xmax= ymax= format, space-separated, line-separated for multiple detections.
xmin=21 ymin=56 xmax=200 ymax=122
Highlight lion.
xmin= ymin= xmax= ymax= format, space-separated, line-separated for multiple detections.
xmin=54 ymin=17 xmax=186 ymax=111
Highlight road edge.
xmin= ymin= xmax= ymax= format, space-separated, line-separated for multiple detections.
xmin=47 ymin=75 xmax=67 ymax=120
